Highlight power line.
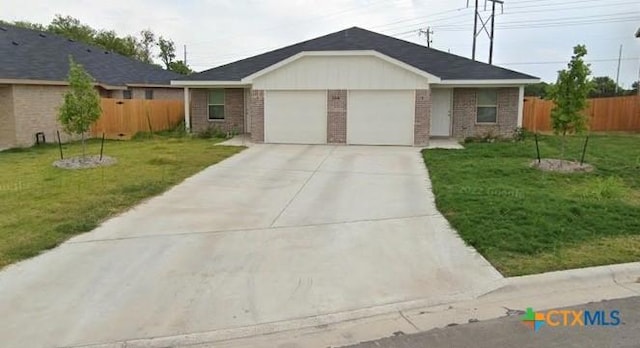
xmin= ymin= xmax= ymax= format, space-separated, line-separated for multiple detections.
xmin=498 ymin=57 xmax=639 ymax=65
xmin=508 ymin=0 xmax=632 ymax=10
xmin=444 ymin=0 xmax=639 ymax=27
xmin=187 ymin=0 xmax=392 ymax=47
xmin=425 ymin=13 xmax=639 ymax=31
xmin=381 ymin=1 xmax=637 ymax=36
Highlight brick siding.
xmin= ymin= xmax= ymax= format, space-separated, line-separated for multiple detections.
xmin=11 ymin=85 xmax=76 ymax=147
xmin=452 ymin=87 xmax=519 ymax=139
xmin=2 ymin=84 xmax=185 ymax=148
xmin=130 ymin=87 xmax=182 ymax=100
xmin=327 ymin=90 xmax=347 ymax=144
xmin=0 ymin=86 xmax=16 ymax=149
xmin=191 ymin=88 xmax=245 ymax=134
xmin=249 ymin=90 xmax=265 ymax=143
xmin=414 ymin=89 xmax=431 ymax=146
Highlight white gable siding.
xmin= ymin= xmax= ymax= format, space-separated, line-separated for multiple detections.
xmin=252 ymin=55 xmax=431 ymax=90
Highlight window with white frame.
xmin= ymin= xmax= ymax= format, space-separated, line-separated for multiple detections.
xmin=476 ymin=89 xmax=497 ymax=123
xmin=208 ymin=89 xmax=225 ymax=120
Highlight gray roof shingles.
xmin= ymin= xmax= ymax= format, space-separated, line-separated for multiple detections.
xmin=187 ymin=27 xmax=538 ymax=82
xmin=0 ymin=24 xmax=181 ymax=86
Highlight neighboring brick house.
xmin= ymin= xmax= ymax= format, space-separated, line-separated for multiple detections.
xmin=0 ymin=24 xmax=183 ymax=149
xmin=172 ymin=27 xmax=539 ymax=146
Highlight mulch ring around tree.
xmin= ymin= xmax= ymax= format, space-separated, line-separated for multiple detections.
xmin=530 ymin=158 xmax=594 ymax=173
xmin=53 ymin=155 xmax=117 ymax=170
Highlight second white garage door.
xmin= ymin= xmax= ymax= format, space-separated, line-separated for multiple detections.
xmin=347 ymin=90 xmax=415 ymax=145
xmin=264 ymin=90 xmax=327 ymax=144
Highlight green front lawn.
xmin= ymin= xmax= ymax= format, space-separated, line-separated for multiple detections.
xmin=423 ymin=134 xmax=640 ymax=276
xmin=0 ymin=137 xmax=244 ymax=269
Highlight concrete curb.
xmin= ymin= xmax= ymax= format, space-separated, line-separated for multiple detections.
xmin=68 ymin=262 xmax=640 ymax=348
xmin=67 ymin=289 xmax=480 ymax=348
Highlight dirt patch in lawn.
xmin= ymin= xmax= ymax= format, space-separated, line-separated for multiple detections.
xmin=53 ymin=155 xmax=117 ymax=169
xmin=530 ymin=158 xmax=594 ymax=173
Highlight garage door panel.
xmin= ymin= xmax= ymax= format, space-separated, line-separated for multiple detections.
xmin=264 ymin=91 xmax=327 ymax=144
xmin=347 ymin=90 xmax=414 ymax=146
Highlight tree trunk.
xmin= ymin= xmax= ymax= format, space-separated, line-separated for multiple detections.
xmin=81 ymin=132 xmax=86 ymax=161
xmin=561 ymin=129 xmax=567 ymax=167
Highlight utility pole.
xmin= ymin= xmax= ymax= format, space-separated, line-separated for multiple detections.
xmin=183 ymin=44 xmax=187 ymax=65
xmin=488 ymin=0 xmax=497 ymax=64
xmin=472 ymin=0 xmax=478 ymax=60
xmin=615 ymin=44 xmax=622 ymax=95
xmin=419 ymin=27 xmax=434 ymax=48
xmin=468 ymin=0 xmax=504 ymax=63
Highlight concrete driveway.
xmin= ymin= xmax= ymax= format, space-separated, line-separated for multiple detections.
xmin=0 ymin=144 xmax=503 ymax=348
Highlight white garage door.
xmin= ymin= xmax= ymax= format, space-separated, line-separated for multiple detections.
xmin=347 ymin=90 xmax=415 ymax=145
xmin=264 ymin=90 xmax=327 ymax=144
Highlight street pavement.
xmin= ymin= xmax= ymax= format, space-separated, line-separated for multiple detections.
xmin=343 ymin=296 xmax=640 ymax=348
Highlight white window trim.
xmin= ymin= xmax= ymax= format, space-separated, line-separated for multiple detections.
xmin=476 ymin=89 xmax=498 ymax=125
xmin=208 ymin=89 xmax=225 ymax=121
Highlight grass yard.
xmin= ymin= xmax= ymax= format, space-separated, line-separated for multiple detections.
xmin=0 ymin=137 xmax=244 ymax=269
xmin=423 ymin=134 xmax=640 ymax=276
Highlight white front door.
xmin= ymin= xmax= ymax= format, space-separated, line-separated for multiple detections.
xmin=264 ymin=90 xmax=327 ymax=144
xmin=347 ymin=90 xmax=414 ymax=146
xmin=430 ymin=89 xmax=452 ymax=137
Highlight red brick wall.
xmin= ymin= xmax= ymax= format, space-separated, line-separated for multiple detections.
xmin=452 ymin=87 xmax=519 ymax=139
xmin=191 ymin=88 xmax=245 ymax=134
xmin=414 ymin=89 xmax=431 ymax=146
xmin=249 ymin=90 xmax=264 ymax=143
xmin=327 ymin=90 xmax=347 ymax=144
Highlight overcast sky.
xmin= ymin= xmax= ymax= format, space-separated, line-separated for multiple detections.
xmin=2 ymin=0 xmax=639 ymax=86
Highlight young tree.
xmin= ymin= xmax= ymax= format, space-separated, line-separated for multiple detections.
xmin=547 ymin=45 xmax=593 ymax=160
xmin=58 ymin=57 xmax=102 ymax=159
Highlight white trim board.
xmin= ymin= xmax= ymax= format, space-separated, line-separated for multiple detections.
xmin=435 ymin=79 xmax=540 ymax=86
xmin=170 ymin=80 xmax=249 ymax=87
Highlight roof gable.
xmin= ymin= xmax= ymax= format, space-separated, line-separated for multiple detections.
xmin=244 ymin=50 xmax=441 ymax=84
xmin=0 ymin=25 xmax=181 ymax=86
xmin=185 ymin=27 xmax=538 ymax=82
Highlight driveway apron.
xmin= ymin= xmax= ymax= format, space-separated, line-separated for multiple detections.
xmin=0 ymin=144 xmax=503 ymax=348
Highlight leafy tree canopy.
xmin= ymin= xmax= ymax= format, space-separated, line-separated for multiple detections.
xmin=524 ymin=82 xmax=551 ymax=98
xmin=589 ymin=76 xmax=624 ymax=98
xmin=1 ymin=15 xmax=191 ymax=74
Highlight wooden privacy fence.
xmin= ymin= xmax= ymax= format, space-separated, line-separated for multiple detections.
xmin=91 ymin=98 xmax=184 ymax=139
xmin=523 ymin=95 xmax=640 ymax=132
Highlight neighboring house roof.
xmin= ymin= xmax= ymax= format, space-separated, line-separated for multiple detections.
xmin=186 ymin=27 xmax=538 ymax=82
xmin=0 ymin=24 xmax=181 ymax=87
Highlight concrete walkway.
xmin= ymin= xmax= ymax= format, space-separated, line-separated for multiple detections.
xmin=0 ymin=144 xmax=502 ymax=348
